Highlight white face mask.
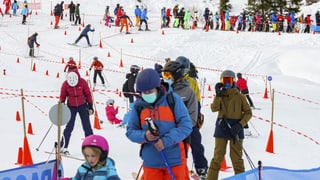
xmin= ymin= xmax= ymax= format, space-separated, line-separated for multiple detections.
xmin=66 ymin=72 xmax=79 ymax=87
xmin=142 ymin=92 xmax=157 ymax=104
xmin=163 ymin=78 xmax=173 ymax=86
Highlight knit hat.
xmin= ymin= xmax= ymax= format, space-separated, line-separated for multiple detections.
xmin=136 ymin=68 xmax=161 ymax=92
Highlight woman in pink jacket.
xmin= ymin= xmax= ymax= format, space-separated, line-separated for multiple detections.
xmin=105 ymin=99 xmax=122 ymax=124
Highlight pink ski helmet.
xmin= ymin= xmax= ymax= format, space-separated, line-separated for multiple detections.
xmin=82 ymin=134 xmax=109 ymax=161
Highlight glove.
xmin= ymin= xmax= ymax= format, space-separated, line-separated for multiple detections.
xmin=215 ymin=82 xmax=224 ymax=97
xmin=36 ymin=44 xmax=40 ymax=47
xmin=230 ymin=123 xmax=242 ymax=137
xmin=89 ymin=68 xmax=91 ymax=71
xmin=88 ymin=103 xmax=94 ymax=115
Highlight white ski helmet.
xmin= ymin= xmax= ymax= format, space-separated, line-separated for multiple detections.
xmin=66 ymin=71 xmax=79 ymax=87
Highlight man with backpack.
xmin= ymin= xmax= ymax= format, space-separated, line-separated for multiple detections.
xmin=122 ymin=65 xmax=140 ymax=103
xmin=163 ymin=61 xmax=208 ymax=179
xmin=126 ymin=68 xmax=192 ymax=180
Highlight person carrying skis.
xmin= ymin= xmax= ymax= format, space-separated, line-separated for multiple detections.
xmin=67 ymin=135 xmax=121 ymax=180
xmin=206 ymin=70 xmax=252 ymax=180
xmin=89 ymin=56 xmax=105 ymax=87
xmin=120 ymin=11 xmax=133 ymax=34
xmin=27 ymin=32 xmax=40 ymax=57
xmin=63 ymin=57 xmax=77 ymax=72
xmin=59 ymin=69 xmax=94 ymax=155
xmin=126 ymin=68 xmax=192 ymax=180
xmin=73 ymin=24 xmax=95 ymax=46
xmin=105 ymin=99 xmax=122 ymax=125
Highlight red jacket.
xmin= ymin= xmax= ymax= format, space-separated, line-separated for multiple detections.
xmin=90 ymin=60 xmax=104 ymax=70
xmin=236 ymin=77 xmax=248 ymax=91
xmin=59 ymin=70 xmax=93 ymax=107
xmin=64 ymin=60 xmax=77 ymax=72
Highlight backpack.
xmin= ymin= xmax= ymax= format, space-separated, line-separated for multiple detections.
xmin=122 ymin=79 xmax=130 ymax=98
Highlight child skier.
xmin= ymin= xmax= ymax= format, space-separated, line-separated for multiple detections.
xmin=105 ymin=99 xmax=122 ymax=125
xmin=66 ymin=135 xmax=121 ymax=180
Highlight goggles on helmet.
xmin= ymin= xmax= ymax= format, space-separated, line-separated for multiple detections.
xmin=221 ymin=77 xmax=234 ymax=85
xmin=162 ymin=71 xmax=173 ymax=80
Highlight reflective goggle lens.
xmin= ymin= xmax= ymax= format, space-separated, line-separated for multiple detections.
xmin=162 ymin=71 xmax=173 ymax=80
xmin=221 ymin=77 xmax=234 ymax=84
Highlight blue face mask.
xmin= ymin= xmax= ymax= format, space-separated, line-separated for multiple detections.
xmin=142 ymin=92 xmax=157 ymax=104
xmin=163 ymin=78 xmax=173 ymax=87
xmin=224 ymin=83 xmax=232 ymax=89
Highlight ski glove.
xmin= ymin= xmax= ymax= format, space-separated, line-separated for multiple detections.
xmin=215 ymin=82 xmax=224 ymax=97
xmin=230 ymin=123 xmax=242 ymax=137
xmin=88 ymin=103 xmax=94 ymax=115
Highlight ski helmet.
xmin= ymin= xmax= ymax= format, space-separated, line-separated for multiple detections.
xmin=82 ymin=134 xmax=109 ymax=161
xmin=163 ymin=61 xmax=184 ymax=80
xmin=136 ymin=68 xmax=161 ymax=92
xmin=175 ymin=56 xmax=190 ymax=74
xmin=93 ymin=56 xmax=98 ymax=60
xmin=106 ymin=99 xmax=114 ymax=105
xmin=220 ymin=70 xmax=235 ymax=89
xmin=130 ymin=65 xmax=140 ymax=74
xmin=66 ymin=71 xmax=79 ymax=87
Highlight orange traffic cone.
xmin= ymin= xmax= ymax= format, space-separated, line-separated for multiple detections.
xmin=64 ymin=30 xmax=67 ymax=35
xmin=22 ymin=136 xmax=33 ymax=166
xmin=278 ymin=31 xmax=281 ymax=35
xmin=220 ymin=156 xmax=232 ymax=171
xmin=93 ymin=111 xmax=102 ymax=130
xmin=61 ymin=58 xmax=65 ymax=64
xmin=162 ymin=30 xmax=165 ymax=35
xmin=17 ymin=57 xmax=20 ymax=63
xmin=15 ymin=147 xmax=23 ymax=165
xmin=99 ymin=39 xmax=103 ymax=48
xmin=86 ymin=71 xmax=89 ymax=76
xmin=45 ymin=70 xmax=49 ymax=76
xmin=107 ymin=51 xmax=111 ymax=57
xmin=263 ymin=87 xmax=268 ymax=99
xmin=32 ymin=63 xmax=36 ymax=71
xmin=50 ymin=10 xmax=53 ymax=16
xmin=131 ymin=38 xmax=134 ymax=43
xmin=208 ymin=85 xmax=212 ymax=91
xmin=119 ymin=92 xmax=122 ymax=97
xmin=56 ymin=72 xmax=60 ymax=78
xmin=205 ymin=25 xmax=209 ymax=32
xmin=266 ymin=130 xmax=274 ymax=153
xmin=50 ymin=21 xmax=53 ymax=25
xmin=27 ymin=122 xmax=34 ymax=135
xmin=16 ymin=111 xmax=21 ymax=121
xmin=119 ymin=59 xmax=124 ymax=67
xmin=3 ymin=69 xmax=6 ymax=76
xmin=78 ymin=26 xmax=81 ymax=31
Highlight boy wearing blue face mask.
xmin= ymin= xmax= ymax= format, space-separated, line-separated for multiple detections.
xmin=207 ymin=70 xmax=252 ymax=180
xmin=126 ymin=68 xmax=192 ymax=180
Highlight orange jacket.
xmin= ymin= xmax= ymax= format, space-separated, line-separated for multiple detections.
xmin=90 ymin=60 xmax=104 ymax=70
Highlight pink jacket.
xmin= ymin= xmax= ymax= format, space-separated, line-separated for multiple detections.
xmin=59 ymin=70 xmax=93 ymax=107
xmin=105 ymin=105 xmax=120 ymax=122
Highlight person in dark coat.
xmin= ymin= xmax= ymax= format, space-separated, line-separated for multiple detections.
xmin=73 ymin=24 xmax=95 ymax=46
xmin=27 ymin=33 xmax=40 ymax=57
xmin=59 ymin=69 xmax=94 ymax=155
xmin=53 ymin=3 xmax=62 ymax=28
xmin=125 ymin=65 xmax=140 ymax=103
xmin=68 ymin=1 xmax=75 ymax=22
xmin=59 ymin=1 xmax=64 ymax=20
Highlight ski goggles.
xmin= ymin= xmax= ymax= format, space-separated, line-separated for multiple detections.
xmin=221 ymin=77 xmax=234 ymax=85
xmin=162 ymin=71 xmax=173 ymax=80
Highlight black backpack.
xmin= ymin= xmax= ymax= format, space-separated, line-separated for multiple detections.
xmin=122 ymin=79 xmax=130 ymax=98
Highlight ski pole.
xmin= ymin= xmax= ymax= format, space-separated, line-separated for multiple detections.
xmin=102 ymin=71 xmax=110 ymax=86
xmin=36 ymin=123 xmax=54 ymax=151
xmin=249 ymin=121 xmax=260 ymax=136
xmin=145 ymin=118 xmax=175 ymax=180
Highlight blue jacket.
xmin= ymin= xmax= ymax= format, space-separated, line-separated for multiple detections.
xmin=140 ymin=9 xmax=147 ymax=20
xmin=72 ymin=157 xmax=120 ymax=180
xmin=134 ymin=7 xmax=141 ymax=17
xmin=80 ymin=25 xmax=95 ymax=35
xmin=126 ymin=89 xmax=192 ymax=168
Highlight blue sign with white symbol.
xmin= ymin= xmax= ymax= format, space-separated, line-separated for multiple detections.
xmin=268 ymin=76 xmax=272 ymax=81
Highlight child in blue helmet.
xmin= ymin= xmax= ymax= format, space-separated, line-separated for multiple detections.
xmin=63 ymin=135 xmax=120 ymax=180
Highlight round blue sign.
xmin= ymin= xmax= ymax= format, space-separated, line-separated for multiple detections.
xmin=268 ymin=76 xmax=272 ymax=81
